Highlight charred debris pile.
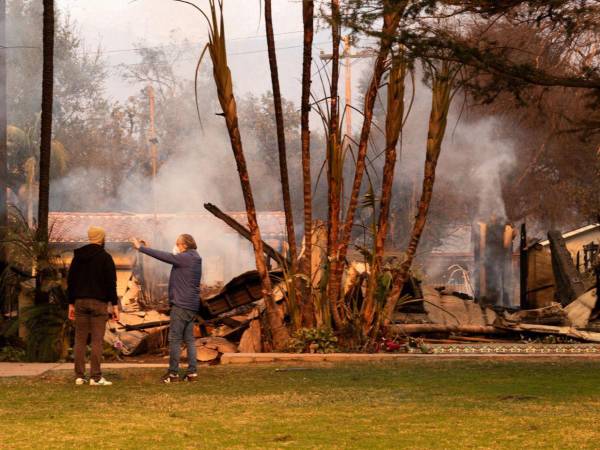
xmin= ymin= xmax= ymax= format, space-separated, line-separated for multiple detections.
xmin=392 ymin=221 xmax=600 ymax=347
xmin=105 ymin=213 xmax=600 ymax=361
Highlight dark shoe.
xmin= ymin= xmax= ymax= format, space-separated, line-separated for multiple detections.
xmin=184 ymin=373 xmax=198 ymax=382
xmin=162 ymin=372 xmax=180 ymax=384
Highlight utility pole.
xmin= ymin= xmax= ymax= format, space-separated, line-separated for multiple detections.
xmin=146 ymin=84 xmax=160 ymax=301
xmin=320 ymin=35 xmax=374 ymax=137
xmin=147 ymin=85 xmax=158 ymax=183
xmin=147 ymin=85 xmax=158 ymax=222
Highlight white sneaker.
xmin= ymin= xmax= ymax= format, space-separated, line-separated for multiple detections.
xmin=89 ymin=377 xmax=113 ymax=386
xmin=75 ymin=378 xmax=86 ymax=385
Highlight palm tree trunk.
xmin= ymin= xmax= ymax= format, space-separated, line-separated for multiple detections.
xmin=200 ymin=1 xmax=289 ymax=349
xmin=0 ymin=0 xmax=7 ymax=271
xmin=362 ymin=52 xmax=406 ymax=334
xmin=37 ymin=0 xmax=54 ymax=248
xmin=300 ymin=4 xmax=313 ymax=263
xmin=326 ymin=0 xmax=344 ymax=327
xmin=383 ymin=62 xmax=456 ymax=323
xmin=220 ymin=95 xmax=289 ymax=348
xmin=300 ymin=0 xmax=315 ymax=327
xmin=33 ymin=0 xmax=54 ymax=306
xmin=264 ymin=0 xmax=301 ymax=329
xmin=264 ymin=0 xmax=297 ymax=266
xmin=328 ymin=2 xmax=405 ymax=325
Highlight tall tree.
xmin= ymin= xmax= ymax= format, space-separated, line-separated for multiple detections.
xmin=264 ymin=0 xmax=301 ymax=328
xmin=36 ymin=0 xmax=54 ymax=247
xmin=264 ymin=0 xmax=297 ymax=266
xmin=383 ymin=61 xmax=458 ymax=322
xmin=0 ymin=0 xmax=7 ymax=271
xmin=300 ymin=0 xmax=315 ymax=326
xmin=326 ymin=0 xmax=343 ymax=326
xmin=176 ymin=0 xmax=289 ymax=349
xmin=362 ymin=50 xmax=407 ymax=335
xmin=328 ymin=0 xmax=406 ymax=326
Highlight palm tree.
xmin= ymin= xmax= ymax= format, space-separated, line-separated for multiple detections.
xmin=0 ymin=0 xmax=7 ymax=272
xmin=362 ymin=50 xmax=407 ymax=335
xmin=176 ymin=0 xmax=289 ymax=349
xmin=328 ymin=1 xmax=405 ymax=326
xmin=37 ymin=0 xmax=54 ymax=249
xmin=300 ymin=0 xmax=314 ymax=326
xmin=32 ymin=0 xmax=54 ymax=307
xmin=383 ymin=61 xmax=459 ymax=322
xmin=326 ymin=0 xmax=343 ymax=326
xmin=264 ymin=0 xmax=301 ymax=329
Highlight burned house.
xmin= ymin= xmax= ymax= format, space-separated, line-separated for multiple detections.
xmin=48 ymin=211 xmax=287 ymax=298
xmin=525 ymin=223 xmax=600 ymax=308
xmin=422 ymin=220 xmax=600 ymax=310
xmin=420 ymin=223 xmax=519 ymax=305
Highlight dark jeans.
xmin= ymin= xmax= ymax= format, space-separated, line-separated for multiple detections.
xmin=74 ymin=298 xmax=109 ymax=381
xmin=169 ymin=305 xmax=197 ymax=374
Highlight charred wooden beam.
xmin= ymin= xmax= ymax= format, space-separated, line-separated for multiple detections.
xmin=504 ymin=303 xmax=565 ymax=325
xmin=548 ymin=230 xmax=586 ymax=306
xmin=123 ymin=320 xmax=170 ymax=331
xmin=486 ymin=223 xmax=507 ymax=306
xmin=204 ymin=202 xmax=288 ymax=268
xmin=473 ymin=221 xmax=514 ymax=307
xmin=520 ymin=223 xmax=529 ymax=309
xmin=477 ymin=222 xmax=487 ymax=300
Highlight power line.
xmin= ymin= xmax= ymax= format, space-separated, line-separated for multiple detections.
xmin=230 ymin=29 xmax=305 ymax=41
xmin=111 ymin=40 xmax=333 ymax=68
xmin=1 ymin=29 xmax=309 ymax=57
xmin=0 ymin=45 xmax=40 ymax=50
xmin=80 ymin=29 xmax=307 ymax=57
xmin=111 ymin=38 xmax=377 ymax=69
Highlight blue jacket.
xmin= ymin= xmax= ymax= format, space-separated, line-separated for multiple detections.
xmin=139 ymin=246 xmax=202 ymax=312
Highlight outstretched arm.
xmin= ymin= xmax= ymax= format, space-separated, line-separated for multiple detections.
xmin=138 ymin=245 xmax=181 ymax=266
xmin=132 ymin=237 xmax=182 ymax=266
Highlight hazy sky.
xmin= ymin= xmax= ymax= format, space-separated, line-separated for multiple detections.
xmin=56 ymin=0 xmax=373 ymax=119
xmin=50 ymin=2 xmax=515 ymax=245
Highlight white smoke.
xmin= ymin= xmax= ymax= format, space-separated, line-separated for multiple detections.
xmin=50 ymin=100 xmax=284 ymax=284
xmin=393 ymin=72 xmax=517 ymax=234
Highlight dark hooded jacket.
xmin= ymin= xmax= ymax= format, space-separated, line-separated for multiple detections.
xmin=67 ymin=244 xmax=118 ymax=304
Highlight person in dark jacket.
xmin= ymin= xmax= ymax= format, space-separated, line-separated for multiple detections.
xmin=132 ymin=234 xmax=202 ymax=383
xmin=67 ymin=226 xmax=119 ymax=386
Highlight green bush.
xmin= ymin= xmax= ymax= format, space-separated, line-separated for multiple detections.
xmin=22 ymin=301 xmax=72 ymax=362
xmin=0 ymin=345 xmax=26 ymax=362
xmin=289 ymin=328 xmax=339 ymax=354
xmin=1 ymin=206 xmax=73 ymax=362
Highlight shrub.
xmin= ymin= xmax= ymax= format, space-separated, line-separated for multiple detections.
xmin=289 ymin=328 xmax=339 ymax=353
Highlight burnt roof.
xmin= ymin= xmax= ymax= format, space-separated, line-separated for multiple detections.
xmin=48 ymin=211 xmax=286 ymax=243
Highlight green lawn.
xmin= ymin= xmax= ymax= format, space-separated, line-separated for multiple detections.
xmin=1 ymin=359 xmax=600 ymax=449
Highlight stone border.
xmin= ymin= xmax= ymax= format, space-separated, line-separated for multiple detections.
xmin=424 ymin=343 xmax=600 ymax=354
xmin=220 ymin=352 xmax=600 ymax=364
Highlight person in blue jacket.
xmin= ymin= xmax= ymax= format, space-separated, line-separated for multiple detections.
xmin=132 ymin=234 xmax=202 ymax=383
